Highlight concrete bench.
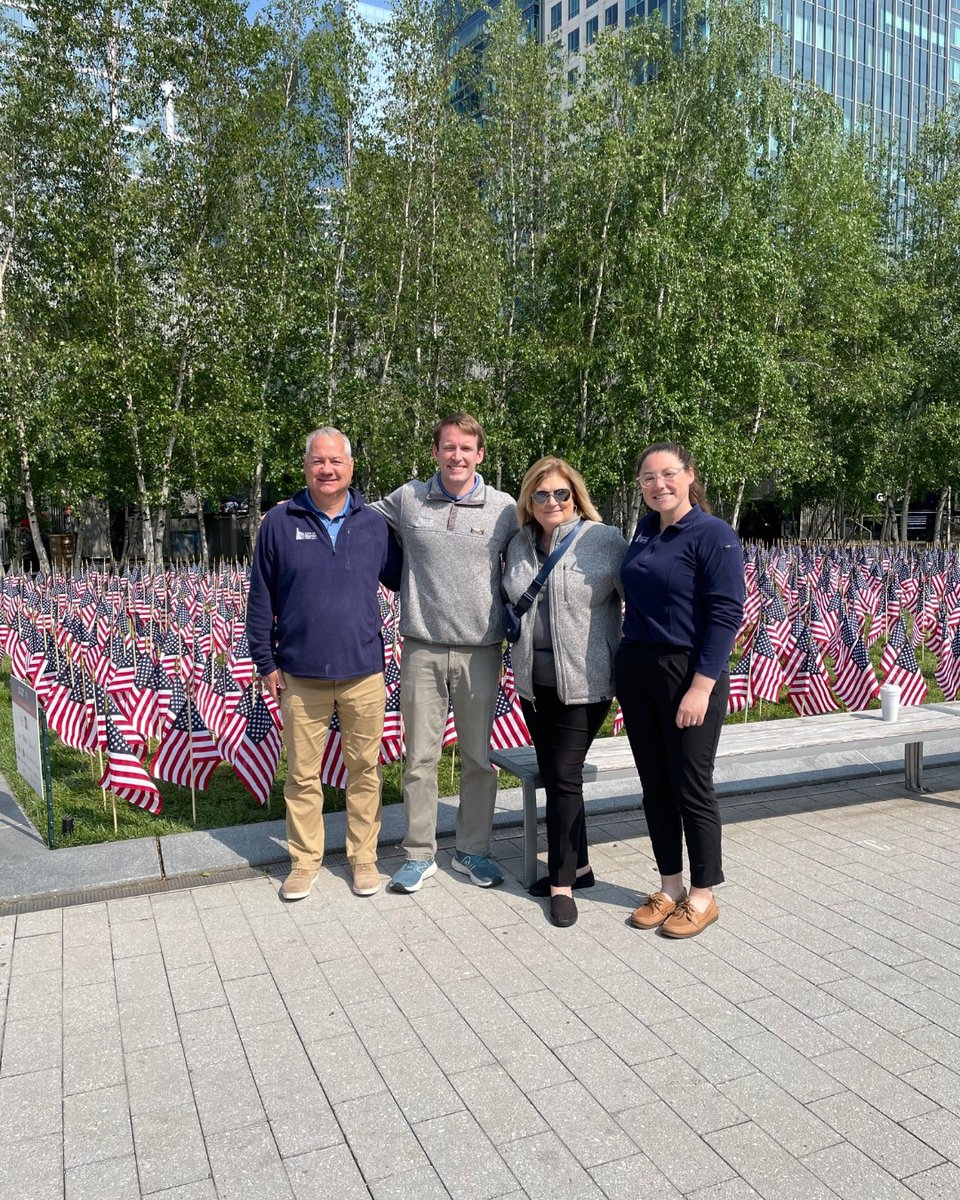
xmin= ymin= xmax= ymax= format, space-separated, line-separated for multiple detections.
xmin=490 ymin=702 xmax=960 ymax=886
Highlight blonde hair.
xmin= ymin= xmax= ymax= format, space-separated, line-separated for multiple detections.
xmin=517 ymin=457 xmax=601 ymax=527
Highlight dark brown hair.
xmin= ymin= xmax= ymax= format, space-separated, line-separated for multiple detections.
xmin=638 ymin=441 xmax=711 ymax=513
xmin=433 ymin=412 xmax=485 ymax=451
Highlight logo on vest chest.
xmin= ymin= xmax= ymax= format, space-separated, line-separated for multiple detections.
xmin=296 ymin=529 xmax=318 ymax=541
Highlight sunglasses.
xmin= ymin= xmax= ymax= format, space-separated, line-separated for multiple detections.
xmin=532 ymin=488 xmax=572 ymax=505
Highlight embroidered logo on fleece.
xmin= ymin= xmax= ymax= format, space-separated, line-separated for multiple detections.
xmin=296 ymin=529 xmax=318 ymax=541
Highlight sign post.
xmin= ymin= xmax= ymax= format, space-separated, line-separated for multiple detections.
xmin=10 ymin=676 xmax=55 ymax=848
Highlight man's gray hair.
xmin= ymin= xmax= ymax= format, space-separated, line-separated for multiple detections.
xmin=305 ymin=427 xmax=352 ymax=459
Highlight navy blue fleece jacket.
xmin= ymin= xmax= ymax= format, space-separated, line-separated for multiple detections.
xmin=620 ymin=504 xmax=745 ymax=680
xmin=246 ymin=489 xmax=402 ymax=680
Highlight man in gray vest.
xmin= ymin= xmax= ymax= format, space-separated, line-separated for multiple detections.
xmin=375 ymin=413 xmax=517 ymax=891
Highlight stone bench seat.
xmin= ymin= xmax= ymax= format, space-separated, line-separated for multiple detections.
xmin=490 ymin=702 xmax=960 ymax=886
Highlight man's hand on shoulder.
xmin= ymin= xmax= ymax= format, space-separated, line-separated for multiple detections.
xmin=260 ymin=668 xmax=286 ymax=706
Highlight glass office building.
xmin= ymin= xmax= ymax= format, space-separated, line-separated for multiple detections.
xmin=773 ymin=0 xmax=950 ymax=160
xmin=455 ymin=0 xmax=958 ymax=163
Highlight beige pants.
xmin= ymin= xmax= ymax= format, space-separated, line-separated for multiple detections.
xmin=399 ymin=640 xmax=501 ymax=860
xmin=281 ymin=673 xmax=385 ymax=868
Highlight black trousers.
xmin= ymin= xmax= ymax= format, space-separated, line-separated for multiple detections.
xmin=520 ymin=686 xmax=611 ymax=887
xmin=615 ymin=643 xmax=728 ymax=889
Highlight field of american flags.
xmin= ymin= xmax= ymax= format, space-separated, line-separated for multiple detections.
xmin=1 ymin=542 xmax=956 ymax=845
xmin=0 ymin=564 xmax=528 ymax=845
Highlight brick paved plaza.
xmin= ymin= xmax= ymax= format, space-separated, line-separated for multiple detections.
xmin=2 ymin=770 xmax=960 ymax=1199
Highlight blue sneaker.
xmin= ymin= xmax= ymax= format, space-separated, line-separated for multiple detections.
xmin=452 ymin=851 xmax=504 ymax=887
xmin=391 ymin=859 xmax=438 ymax=893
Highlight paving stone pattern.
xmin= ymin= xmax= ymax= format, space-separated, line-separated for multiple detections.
xmin=2 ymin=773 xmax=960 ymax=1198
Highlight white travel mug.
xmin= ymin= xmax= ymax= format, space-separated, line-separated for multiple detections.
xmin=879 ymin=683 xmax=901 ymax=722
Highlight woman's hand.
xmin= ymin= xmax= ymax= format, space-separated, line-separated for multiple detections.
xmin=676 ymin=674 xmax=714 ymax=728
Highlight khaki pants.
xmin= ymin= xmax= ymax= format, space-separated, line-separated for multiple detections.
xmin=399 ymin=639 xmax=501 ymax=860
xmin=281 ymin=673 xmax=385 ymax=869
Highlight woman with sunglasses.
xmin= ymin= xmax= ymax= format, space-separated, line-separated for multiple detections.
xmin=616 ymin=442 xmax=744 ymax=939
xmin=503 ymin=457 xmax=625 ymax=927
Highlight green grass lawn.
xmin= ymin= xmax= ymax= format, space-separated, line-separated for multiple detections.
xmin=0 ymin=632 xmax=945 ymax=849
xmin=0 ymin=663 xmax=522 ymax=848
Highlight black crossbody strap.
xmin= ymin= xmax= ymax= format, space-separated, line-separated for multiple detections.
xmin=514 ymin=522 xmax=585 ymax=617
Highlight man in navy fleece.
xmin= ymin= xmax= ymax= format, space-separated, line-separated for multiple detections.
xmin=247 ymin=428 xmax=401 ymax=902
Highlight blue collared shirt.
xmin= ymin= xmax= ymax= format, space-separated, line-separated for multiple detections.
xmin=302 ymin=490 xmax=350 ymax=547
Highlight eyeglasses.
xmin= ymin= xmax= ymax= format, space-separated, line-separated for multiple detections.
xmin=532 ymin=488 xmax=571 ymax=505
xmin=639 ymin=468 xmax=683 ymax=487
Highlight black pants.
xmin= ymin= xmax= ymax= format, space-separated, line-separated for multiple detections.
xmin=615 ymin=643 xmax=728 ymax=889
xmin=520 ymin=687 xmax=611 ymax=887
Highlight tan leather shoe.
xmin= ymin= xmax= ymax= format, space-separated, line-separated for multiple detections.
xmin=352 ymin=862 xmax=382 ymax=897
xmin=281 ymin=867 xmax=318 ymax=901
xmin=630 ymin=889 xmax=687 ymax=930
xmin=660 ymin=895 xmax=719 ymax=939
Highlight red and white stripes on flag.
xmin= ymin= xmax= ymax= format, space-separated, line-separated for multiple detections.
xmin=150 ymin=698 xmax=221 ymax=790
xmin=833 ymin=618 xmax=880 ymax=712
xmin=320 ymin=710 xmax=349 ymax=789
xmin=227 ymin=691 xmax=281 ymax=807
xmin=98 ymin=715 xmax=163 ymax=814
xmin=748 ymin=623 xmax=784 ymax=704
xmin=883 ymin=641 xmax=928 ymax=707
xmin=727 ymin=648 xmax=751 ymax=714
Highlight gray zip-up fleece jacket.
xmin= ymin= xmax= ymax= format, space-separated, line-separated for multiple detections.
xmin=503 ymin=518 xmax=626 ymax=705
xmin=374 ymin=474 xmax=517 ymax=647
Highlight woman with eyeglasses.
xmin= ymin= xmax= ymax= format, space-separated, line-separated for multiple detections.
xmin=616 ymin=442 xmax=744 ymax=939
xmin=503 ymin=457 xmax=625 ymax=927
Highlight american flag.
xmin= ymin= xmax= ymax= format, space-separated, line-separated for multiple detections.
xmin=381 ymin=666 xmax=404 ymax=762
xmin=151 ymin=698 xmax=221 ymax=790
xmin=727 ymin=648 xmax=751 ymax=714
xmin=378 ymin=586 xmax=399 ymax=638
xmin=193 ymin=656 xmax=217 ymax=730
xmin=209 ymin=662 xmax=242 ymax=738
xmin=808 ymin=597 xmax=835 ymax=650
xmin=832 ymin=617 xmax=880 ymax=712
xmin=103 ymin=637 xmax=136 ymax=696
xmin=489 ymin=684 xmax=531 ymax=750
xmin=879 ymin=616 xmax=909 ymax=677
xmin=218 ymin=683 xmax=255 ymax=763
xmin=442 ymin=699 xmax=458 ymax=748
xmin=749 ymin=622 xmax=784 ymax=703
xmin=159 ymin=628 xmax=190 ymax=679
xmin=86 ymin=683 xmax=145 ymax=756
xmin=228 ymin=630 xmax=255 ymax=688
xmin=786 ymin=633 xmax=839 ymax=716
xmin=157 ymin=676 xmax=187 ymax=738
xmin=741 ymin=583 xmax=761 ymax=631
xmin=612 ymin=703 xmax=625 ymax=735
xmin=98 ymin=715 xmax=162 ymax=814
xmin=31 ymin=640 xmax=60 ymax=705
xmin=320 ymin=710 xmax=349 ymax=789
xmin=934 ymin=623 xmax=960 ymax=700
xmin=927 ymin=605 xmax=951 ymax=657
xmin=128 ymin=659 xmax=175 ymax=740
xmin=883 ymin=640 xmax=928 ymax=707
xmin=229 ymin=691 xmax=281 ymax=806
xmin=882 ymin=577 xmax=902 ymax=624
xmin=45 ymin=666 xmax=97 ymax=752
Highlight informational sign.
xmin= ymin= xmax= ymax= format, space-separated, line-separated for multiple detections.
xmin=10 ymin=676 xmax=44 ymax=800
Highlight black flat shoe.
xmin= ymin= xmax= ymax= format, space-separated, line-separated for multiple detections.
xmin=528 ymin=869 xmax=595 ymax=897
xmin=550 ymin=894 xmax=578 ymax=927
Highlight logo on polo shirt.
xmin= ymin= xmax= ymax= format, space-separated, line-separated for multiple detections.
xmin=296 ymin=528 xmax=318 ymax=540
